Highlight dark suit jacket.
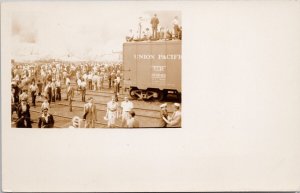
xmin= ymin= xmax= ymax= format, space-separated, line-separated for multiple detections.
xmin=151 ymin=17 xmax=159 ymax=27
xmin=38 ymin=114 xmax=55 ymax=128
xmin=16 ymin=103 xmax=32 ymax=128
xmin=17 ymin=103 xmax=31 ymax=119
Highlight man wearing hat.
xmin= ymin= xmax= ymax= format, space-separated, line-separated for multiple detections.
xmin=38 ymin=107 xmax=55 ymax=128
xmin=69 ymin=116 xmax=81 ymax=128
xmin=83 ymin=97 xmax=97 ymax=128
xmin=16 ymin=99 xmax=32 ymax=128
xmin=159 ymin=103 xmax=168 ymax=128
xmin=120 ymin=96 xmax=134 ymax=127
xmin=163 ymin=103 xmax=181 ymax=127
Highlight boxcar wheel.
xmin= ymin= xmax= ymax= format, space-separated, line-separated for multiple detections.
xmin=146 ymin=89 xmax=164 ymax=101
xmin=156 ymin=90 xmax=164 ymax=101
xmin=129 ymin=88 xmax=138 ymax=99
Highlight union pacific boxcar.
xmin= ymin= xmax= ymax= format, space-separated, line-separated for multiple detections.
xmin=123 ymin=40 xmax=181 ymax=101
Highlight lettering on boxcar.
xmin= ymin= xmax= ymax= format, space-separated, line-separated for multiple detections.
xmin=134 ymin=54 xmax=181 ymax=60
xmin=158 ymin=54 xmax=181 ymax=60
xmin=134 ymin=54 xmax=155 ymax=60
xmin=152 ymin=65 xmax=166 ymax=83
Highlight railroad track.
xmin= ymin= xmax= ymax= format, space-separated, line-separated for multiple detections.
xmin=58 ymin=91 xmax=163 ymax=114
xmin=55 ymin=102 xmax=161 ymax=120
xmin=29 ymin=108 xmax=116 ymax=128
xmin=68 ymin=82 xmax=126 ymax=96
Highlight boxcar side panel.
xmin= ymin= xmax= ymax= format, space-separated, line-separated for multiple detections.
xmin=136 ymin=43 xmax=152 ymax=90
xmin=150 ymin=42 xmax=167 ymax=90
xmin=123 ymin=43 xmax=137 ymax=88
xmin=123 ymin=41 xmax=181 ymax=93
xmin=166 ymin=41 xmax=181 ymax=92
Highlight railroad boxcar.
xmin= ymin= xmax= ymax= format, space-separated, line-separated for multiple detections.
xmin=123 ymin=40 xmax=181 ymax=101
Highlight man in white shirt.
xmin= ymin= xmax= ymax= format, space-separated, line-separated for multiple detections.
xmin=120 ymin=96 xmax=134 ymax=127
xmin=92 ymin=73 xmax=98 ymax=91
xmin=65 ymin=76 xmax=70 ymax=86
xmin=29 ymin=81 xmax=38 ymax=107
xmin=80 ymin=79 xmax=87 ymax=102
xmin=62 ymin=71 xmax=67 ymax=84
xmin=82 ymin=73 xmax=88 ymax=82
xmin=87 ymin=72 xmax=93 ymax=90
xmin=77 ymin=78 xmax=82 ymax=89
xmin=19 ymin=90 xmax=29 ymax=102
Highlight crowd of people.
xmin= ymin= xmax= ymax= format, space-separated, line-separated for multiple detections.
xmin=126 ymin=14 xmax=182 ymax=42
xmin=11 ymin=61 xmax=181 ymax=128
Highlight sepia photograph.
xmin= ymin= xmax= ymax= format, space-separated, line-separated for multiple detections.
xmin=10 ymin=7 xmax=182 ymax=128
xmin=2 ymin=1 xmax=300 ymax=192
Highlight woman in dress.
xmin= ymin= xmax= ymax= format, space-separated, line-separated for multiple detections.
xmin=105 ymin=96 xmax=119 ymax=128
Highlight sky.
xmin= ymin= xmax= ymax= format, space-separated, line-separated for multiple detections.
xmin=10 ymin=3 xmax=181 ymax=61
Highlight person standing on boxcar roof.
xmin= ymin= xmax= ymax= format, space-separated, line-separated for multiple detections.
xmin=163 ymin=103 xmax=181 ymax=127
xmin=38 ymin=107 xmax=54 ymax=128
xmin=159 ymin=103 xmax=168 ymax=128
xmin=172 ymin=16 xmax=180 ymax=39
xmin=150 ymin=13 xmax=159 ymax=39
